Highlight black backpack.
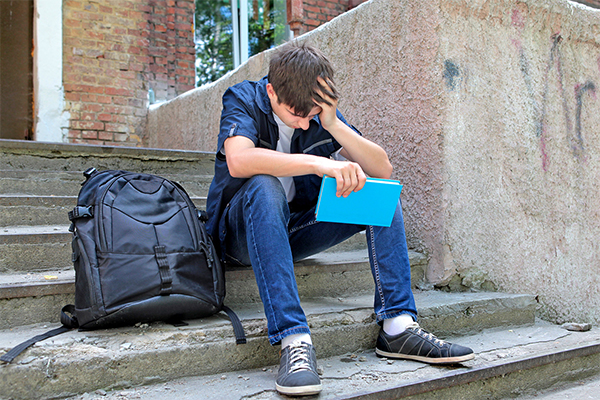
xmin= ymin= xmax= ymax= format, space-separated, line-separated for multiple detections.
xmin=1 ymin=168 xmax=245 ymax=363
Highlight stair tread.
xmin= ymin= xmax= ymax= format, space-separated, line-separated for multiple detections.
xmin=0 ymin=194 xmax=76 ymax=199
xmin=0 ymin=225 xmax=70 ymax=235
xmin=0 ymin=170 xmax=213 ymax=181
xmin=0 ymin=249 xmax=410 ymax=330
xmin=65 ymin=320 xmax=598 ymax=400
xmin=0 ymin=138 xmax=215 ymax=158
xmin=0 ymin=196 xmax=208 ymax=227
xmin=0 ymin=291 xmax=539 ymax=400
xmin=0 ymin=290 xmax=535 ymax=351
xmin=0 ymin=250 xmax=375 ymax=299
xmin=0 ymin=194 xmax=207 ymax=199
xmin=0 ymin=194 xmax=206 ymax=207
xmin=0 ymin=269 xmax=74 ymax=286
xmin=0 ymin=249 xmax=424 ymax=294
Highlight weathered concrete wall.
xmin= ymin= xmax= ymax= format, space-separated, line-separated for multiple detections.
xmin=146 ymin=0 xmax=600 ymax=325
xmin=147 ymin=52 xmax=270 ymax=152
xmin=438 ymin=0 xmax=600 ymax=325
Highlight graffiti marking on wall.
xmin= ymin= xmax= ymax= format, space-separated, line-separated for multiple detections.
xmin=512 ymin=7 xmax=596 ymax=171
xmin=444 ymin=60 xmax=461 ymax=91
xmin=574 ymin=81 xmax=596 ymax=158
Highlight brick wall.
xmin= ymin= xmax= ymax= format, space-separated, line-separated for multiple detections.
xmin=302 ymin=0 xmax=349 ymax=32
xmin=146 ymin=0 xmax=196 ymax=102
xmin=288 ymin=0 xmax=367 ymax=36
xmin=63 ymin=0 xmax=195 ymax=146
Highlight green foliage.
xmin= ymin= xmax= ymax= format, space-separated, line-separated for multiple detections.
xmin=195 ymin=0 xmax=234 ymax=86
xmin=195 ymin=0 xmax=279 ymax=86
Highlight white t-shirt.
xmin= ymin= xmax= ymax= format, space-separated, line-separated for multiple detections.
xmin=272 ymin=113 xmax=346 ymax=203
xmin=273 ymin=113 xmax=297 ymax=202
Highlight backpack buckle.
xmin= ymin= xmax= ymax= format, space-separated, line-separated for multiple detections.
xmin=68 ymin=205 xmax=94 ymax=221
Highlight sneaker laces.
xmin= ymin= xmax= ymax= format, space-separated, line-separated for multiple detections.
xmin=406 ymin=323 xmax=448 ymax=346
xmin=287 ymin=340 xmax=313 ymax=373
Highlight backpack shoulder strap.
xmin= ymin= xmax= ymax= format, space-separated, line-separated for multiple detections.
xmin=222 ymin=305 xmax=247 ymax=345
xmin=1 ymin=304 xmax=246 ymax=363
xmin=0 ymin=305 xmax=78 ymax=363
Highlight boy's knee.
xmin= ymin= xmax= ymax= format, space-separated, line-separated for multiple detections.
xmin=245 ymin=175 xmax=287 ymax=204
xmin=247 ymin=175 xmax=285 ymax=193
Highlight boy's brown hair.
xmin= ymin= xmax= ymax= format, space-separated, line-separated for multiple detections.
xmin=268 ymin=41 xmax=339 ymax=118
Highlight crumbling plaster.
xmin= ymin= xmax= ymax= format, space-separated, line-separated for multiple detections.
xmin=147 ymin=0 xmax=600 ymax=324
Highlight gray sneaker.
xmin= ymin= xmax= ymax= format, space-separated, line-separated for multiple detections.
xmin=276 ymin=340 xmax=322 ymax=396
xmin=376 ymin=323 xmax=475 ymax=364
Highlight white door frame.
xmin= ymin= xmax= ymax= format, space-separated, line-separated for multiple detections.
xmin=231 ymin=0 xmax=249 ymax=68
xmin=33 ymin=0 xmax=67 ymax=142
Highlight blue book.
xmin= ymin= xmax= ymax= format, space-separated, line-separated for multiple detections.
xmin=315 ymin=176 xmax=403 ymax=227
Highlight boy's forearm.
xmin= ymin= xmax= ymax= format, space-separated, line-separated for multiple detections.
xmin=229 ymin=147 xmax=367 ymax=197
xmin=227 ymin=146 xmax=322 ymax=178
xmin=327 ymin=119 xmax=393 ymax=179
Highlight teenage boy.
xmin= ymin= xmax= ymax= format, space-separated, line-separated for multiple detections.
xmin=205 ymin=41 xmax=474 ymax=396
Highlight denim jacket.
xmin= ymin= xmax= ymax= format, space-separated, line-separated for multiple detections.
xmin=205 ymin=77 xmax=360 ymax=248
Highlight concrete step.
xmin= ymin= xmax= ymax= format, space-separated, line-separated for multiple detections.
xmin=0 ymin=139 xmax=215 ymax=176
xmin=516 ymin=374 xmax=600 ymax=400
xmin=0 ymin=221 xmax=367 ymax=275
xmin=0 ymin=228 xmax=365 ymax=275
xmin=0 ymin=290 xmax=538 ymax=400
xmin=0 ymin=171 xmax=89 ymax=196
xmin=0 ymin=225 xmax=72 ymax=273
xmin=0 ymin=140 xmax=215 ymax=199
xmin=55 ymin=320 xmax=600 ymax=400
xmin=0 ymin=195 xmax=208 ymax=226
xmin=0 ymin=196 xmax=78 ymax=226
xmin=0 ymin=250 xmax=424 ymax=329
xmin=0 ymin=170 xmax=213 ymax=197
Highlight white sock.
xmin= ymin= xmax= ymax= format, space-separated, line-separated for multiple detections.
xmin=383 ymin=314 xmax=415 ymax=336
xmin=281 ymin=333 xmax=312 ymax=349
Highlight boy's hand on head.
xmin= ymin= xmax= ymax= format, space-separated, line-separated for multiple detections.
xmin=314 ymin=77 xmax=339 ymax=131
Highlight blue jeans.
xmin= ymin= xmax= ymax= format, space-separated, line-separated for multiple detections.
xmin=219 ymin=175 xmax=417 ymax=345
